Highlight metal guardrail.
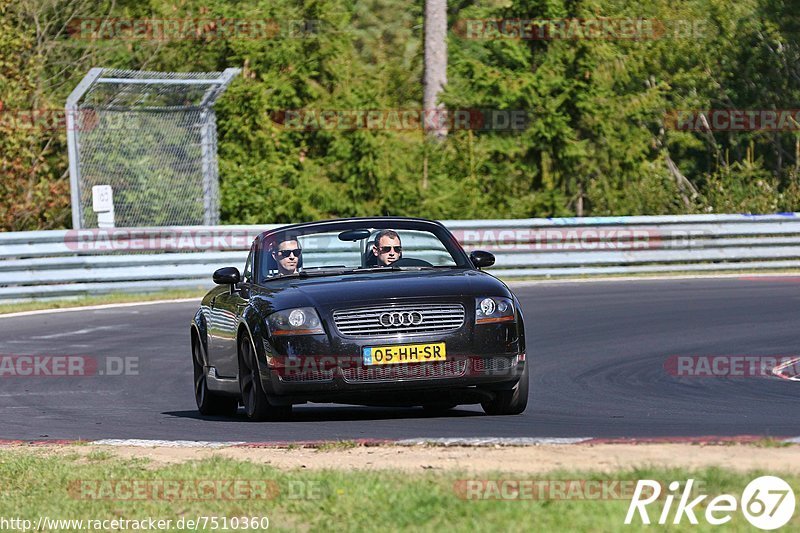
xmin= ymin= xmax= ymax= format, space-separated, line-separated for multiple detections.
xmin=2 ymin=213 xmax=800 ymax=300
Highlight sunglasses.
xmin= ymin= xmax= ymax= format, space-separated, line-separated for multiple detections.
xmin=275 ymin=249 xmax=301 ymax=258
xmin=378 ymin=246 xmax=403 ymax=254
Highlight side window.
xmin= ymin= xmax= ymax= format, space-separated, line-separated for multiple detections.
xmin=243 ymin=248 xmax=254 ymax=283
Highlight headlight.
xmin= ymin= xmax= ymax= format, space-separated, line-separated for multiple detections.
xmin=267 ymin=307 xmax=324 ymax=336
xmin=475 ymin=297 xmax=514 ymax=324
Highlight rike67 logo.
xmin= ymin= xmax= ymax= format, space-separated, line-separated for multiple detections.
xmin=625 ymin=476 xmax=796 ymax=530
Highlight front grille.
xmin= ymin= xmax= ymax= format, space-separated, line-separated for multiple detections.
xmin=472 ymin=357 xmax=516 ymax=374
xmin=333 ymin=303 xmax=465 ymax=337
xmin=277 ymin=369 xmax=335 ymax=382
xmin=342 ymin=360 xmax=467 ymax=383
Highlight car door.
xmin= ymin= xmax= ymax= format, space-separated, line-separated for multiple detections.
xmin=208 ymin=248 xmax=254 ymax=378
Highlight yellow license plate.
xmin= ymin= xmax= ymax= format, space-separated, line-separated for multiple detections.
xmin=362 ymin=343 xmax=446 ymax=366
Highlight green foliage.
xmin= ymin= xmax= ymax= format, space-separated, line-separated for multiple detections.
xmin=3 ymin=449 xmax=800 ymax=532
xmin=4 ymin=0 xmax=800 ymax=229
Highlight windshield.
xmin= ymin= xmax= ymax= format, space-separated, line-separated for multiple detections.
xmin=257 ymin=222 xmax=468 ymax=281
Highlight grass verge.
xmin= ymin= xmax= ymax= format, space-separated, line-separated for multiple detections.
xmin=0 ymin=449 xmax=797 ymax=532
xmin=0 ymin=289 xmax=206 ymax=315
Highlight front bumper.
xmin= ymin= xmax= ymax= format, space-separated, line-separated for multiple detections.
xmin=259 ymin=353 xmax=526 ymax=404
xmin=258 ymin=312 xmax=525 ymax=404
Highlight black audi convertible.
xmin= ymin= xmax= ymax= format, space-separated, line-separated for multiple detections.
xmin=190 ymin=217 xmax=528 ymax=420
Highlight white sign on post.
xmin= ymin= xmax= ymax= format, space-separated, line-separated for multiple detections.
xmin=92 ymin=185 xmax=113 ymax=212
xmin=91 ymin=185 xmax=115 ymax=228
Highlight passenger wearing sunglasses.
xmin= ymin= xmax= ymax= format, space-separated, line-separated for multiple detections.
xmin=372 ymin=229 xmax=403 ymax=266
xmin=272 ymin=238 xmax=302 ymax=276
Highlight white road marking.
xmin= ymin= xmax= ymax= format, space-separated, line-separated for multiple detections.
xmin=93 ymin=439 xmax=245 ymax=448
xmin=4 ymin=436 xmax=800 ymax=447
xmin=91 ymin=437 xmax=595 ymax=447
xmin=395 ymin=437 xmax=593 ymax=446
xmin=0 ymin=390 xmax=119 ymax=397
xmin=30 ymin=325 xmax=117 ymax=340
xmin=772 ymin=357 xmax=800 ymax=381
xmin=0 ymin=298 xmax=200 ymax=319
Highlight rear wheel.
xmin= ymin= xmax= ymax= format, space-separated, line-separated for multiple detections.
xmin=238 ymin=332 xmax=292 ymax=421
xmin=481 ymin=362 xmax=529 ymax=416
xmin=193 ymin=335 xmax=238 ymax=416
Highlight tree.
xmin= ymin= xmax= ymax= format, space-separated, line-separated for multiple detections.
xmin=423 ymin=0 xmax=448 ymax=139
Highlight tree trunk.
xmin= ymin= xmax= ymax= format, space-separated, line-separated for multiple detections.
xmin=423 ymin=0 xmax=447 ymax=139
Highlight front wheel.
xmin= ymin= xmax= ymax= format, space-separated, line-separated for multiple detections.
xmin=238 ymin=332 xmax=292 ymax=421
xmin=481 ymin=362 xmax=529 ymax=415
xmin=193 ymin=335 xmax=238 ymax=417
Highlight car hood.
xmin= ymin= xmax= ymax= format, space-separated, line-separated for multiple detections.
xmin=253 ymin=269 xmax=510 ymax=311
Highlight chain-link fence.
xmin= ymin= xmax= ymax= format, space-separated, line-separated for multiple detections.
xmin=66 ymin=68 xmax=240 ymax=229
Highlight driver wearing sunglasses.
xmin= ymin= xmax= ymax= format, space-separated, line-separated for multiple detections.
xmin=372 ymin=229 xmax=403 ymax=266
xmin=271 ymin=238 xmax=302 ymax=276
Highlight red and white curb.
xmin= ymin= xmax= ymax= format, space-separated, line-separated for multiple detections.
xmin=0 ymin=436 xmax=798 ymax=448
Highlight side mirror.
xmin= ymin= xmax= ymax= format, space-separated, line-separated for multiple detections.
xmin=213 ymin=267 xmax=241 ymax=285
xmin=469 ymin=250 xmax=495 ymax=269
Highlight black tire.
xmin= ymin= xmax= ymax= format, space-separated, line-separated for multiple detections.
xmin=238 ymin=332 xmax=292 ymax=421
xmin=193 ymin=334 xmax=238 ymax=417
xmin=481 ymin=362 xmax=529 ymax=415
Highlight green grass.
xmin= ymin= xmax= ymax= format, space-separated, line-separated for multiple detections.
xmin=0 ymin=289 xmax=207 ymax=315
xmin=0 ymin=449 xmax=798 ymax=532
xmin=314 ymin=440 xmax=360 ymax=452
xmin=751 ymin=438 xmax=794 ymax=448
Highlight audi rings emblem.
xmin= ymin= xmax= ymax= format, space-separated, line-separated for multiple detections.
xmin=379 ymin=311 xmax=423 ymax=327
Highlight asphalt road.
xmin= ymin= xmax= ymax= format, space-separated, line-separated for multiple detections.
xmin=0 ymin=278 xmax=797 ymax=441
